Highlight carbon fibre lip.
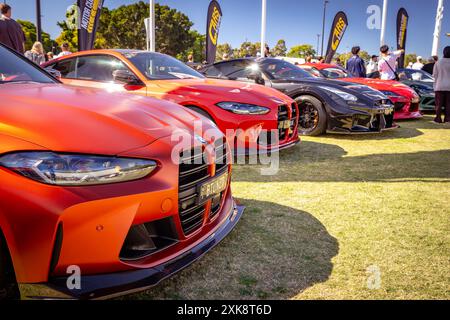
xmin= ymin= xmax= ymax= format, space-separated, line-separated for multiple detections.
xmin=19 ymin=204 xmax=245 ymax=300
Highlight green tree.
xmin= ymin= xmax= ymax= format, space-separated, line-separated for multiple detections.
xmin=272 ymin=39 xmax=287 ymax=57
xmin=216 ymin=43 xmax=233 ymax=60
xmin=17 ymin=20 xmax=53 ymax=52
xmin=235 ymin=41 xmax=260 ymax=58
xmin=404 ymin=53 xmax=417 ymax=68
xmin=190 ymin=30 xmax=206 ymax=63
xmin=55 ymin=20 xmax=78 ymax=51
xmin=287 ymin=44 xmax=316 ymax=58
xmin=56 ymin=1 xmax=195 ymax=57
xmin=338 ymin=50 xmax=371 ymax=66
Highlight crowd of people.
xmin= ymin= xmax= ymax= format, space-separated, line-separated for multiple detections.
xmin=1 ymin=3 xmax=449 ymax=123
xmin=343 ymin=44 xmax=450 ymax=123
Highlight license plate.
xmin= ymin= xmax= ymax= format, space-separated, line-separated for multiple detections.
xmin=278 ymin=120 xmax=291 ymax=130
xmin=198 ymin=172 xmax=229 ymax=204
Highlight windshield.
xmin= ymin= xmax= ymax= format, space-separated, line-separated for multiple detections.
xmin=300 ymin=66 xmax=324 ymax=78
xmin=321 ymin=68 xmax=349 ymax=79
xmin=260 ymin=60 xmax=313 ymax=80
xmin=124 ymin=52 xmax=204 ymax=80
xmin=399 ymin=69 xmax=434 ymax=82
xmin=0 ymin=45 xmax=55 ymax=84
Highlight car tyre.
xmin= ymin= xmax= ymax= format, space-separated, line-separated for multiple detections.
xmin=0 ymin=232 xmax=19 ymax=300
xmin=295 ymin=95 xmax=327 ymax=136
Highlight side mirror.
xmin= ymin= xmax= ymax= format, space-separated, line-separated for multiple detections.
xmin=247 ymin=71 xmax=265 ymax=85
xmin=45 ymin=68 xmax=61 ymax=79
xmin=113 ymin=69 xmax=141 ymax=85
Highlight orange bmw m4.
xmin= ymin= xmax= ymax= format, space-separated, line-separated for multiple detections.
xmin=0 ymin=44 xmax=242 ymax=300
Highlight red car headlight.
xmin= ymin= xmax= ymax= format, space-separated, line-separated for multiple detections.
xmin=216 ymin=102 xmax=270 ymax=115
xmin=0 ymin=152 xmax=157 ymax=186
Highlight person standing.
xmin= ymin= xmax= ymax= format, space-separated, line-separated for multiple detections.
xmin=412 ymin=56 xmax=424 ymax=70
xmin=46 ymin=52 xmax=55 ymax=61
xmin=346 ymin=46 xmax=366 ymax=78
xmin=25 ymin=42 xmax=46 ymax=65
xmin=378 ymin=45 xmax=404 ymax=80
xmin=0 ymin=4 xmax=26 ymax=54
xmin=433 ymin=46 xmax=450 ymax=123
xmin=56 ymin=42 xmax=72 ymax=58
xmin=367 ymin=55 xmax=379 ymax=75
xmin=422 ymin=56 xmax=438 ymax=75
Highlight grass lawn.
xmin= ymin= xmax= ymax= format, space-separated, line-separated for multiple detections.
xmin=133 ymin=115 xmax=450 ymax=300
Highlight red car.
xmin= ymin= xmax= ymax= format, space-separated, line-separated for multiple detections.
xmin=300 ymin=63 xmax=422 ymax=120
xmin=0 ymin=44 xmax=243 ymax=300
xmin=42 ymin=50 xmax=300 ymax=155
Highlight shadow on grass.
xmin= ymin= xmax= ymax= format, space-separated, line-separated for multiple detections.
xmin=233 ymin=141 xmax=450 ymax=183
xmin=126 ymin=199 xmax=338 ymax=300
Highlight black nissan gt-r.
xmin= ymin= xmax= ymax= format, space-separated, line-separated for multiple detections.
xmin=199 ymin=58 xmax=397 ymax=136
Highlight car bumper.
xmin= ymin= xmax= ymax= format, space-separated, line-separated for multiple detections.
xmin=19 ymin=203 xmax=245 ymax=300
xmin=419 ymin=95 xmax=437 ymax=112
xmin=234 ymin=136 xmax=300 ymax=157
xmin=392 ymin=99 xmax=423 ymax=120
xmin=327 ymin=104 xmax=398 ymax=134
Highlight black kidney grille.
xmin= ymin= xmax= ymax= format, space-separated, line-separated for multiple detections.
xmin=178 ymin=148 xmax=209 ymax=236
xmin=278 ymin=104 xmax=289 ymax=141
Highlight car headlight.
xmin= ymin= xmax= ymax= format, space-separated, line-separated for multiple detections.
xmin=380 ymin=91 xmax=401 ymax=97
xmin=216 ymin=102 xmax=270 ymax=115
xmin=318 ymin=86 xmax=358 ymax=102
xmin=0 ymin=152 xmax=157 ymax=186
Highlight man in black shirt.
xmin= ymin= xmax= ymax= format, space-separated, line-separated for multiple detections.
xmin=422 ymin=56 xmax=438 ymax=76
xmin=0 ymin=4 xmax=26 ymax=54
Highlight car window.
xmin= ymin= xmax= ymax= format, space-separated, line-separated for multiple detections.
xmin=203 ymin=61 xmax=251 ymax=79
xmin=260 ymin=59 xmax=312 ymax=80
xmin=74 ymin=55 xmax=129 ymax=82
xmin=401 ymin=69 xmax=434 ymax=82
xmin=49 ymin=58 xmax=76 ymax=78
xmin=300 ymin=66 xmax=323 ymax=78
xmin=0 ymin=45 xmax=55 ymax=84
xmin=202 ymin=65 xmax=222 ymax=77
xmin=321 ymin=68 xmax=348 ymax=79
xmin=125 ymin=52 xmax=204 ymax=80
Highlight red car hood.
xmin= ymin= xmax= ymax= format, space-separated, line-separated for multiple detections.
xmin=154 ymin=78 xmax=293 ymax=107
xmin=339 ymin=78 xmax=417 ymax=98
xmin=0 ymin=84 xmax=205 ymax=155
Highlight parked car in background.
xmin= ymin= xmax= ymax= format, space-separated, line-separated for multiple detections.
xmin=397 ymin=68 xmax=436 ymax=113
xmin=0 ymin=43 xmax=243 ymax=300
xmin=43 ymin=50 xmax=300 ymax=155
xmin=200 ymin=58 xmax=397 ymax=136
xmin=299 ymin=63 xmax=423 ymax=120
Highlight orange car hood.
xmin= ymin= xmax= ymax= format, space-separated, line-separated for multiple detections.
xmin=152 ymin=78 xmax=291 ymax=106
xmin=0 ymin=84 xmax=202 ymax=155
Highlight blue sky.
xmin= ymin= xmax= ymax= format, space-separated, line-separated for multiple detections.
xmin=3 ymin=0 xmax=450 ymax=57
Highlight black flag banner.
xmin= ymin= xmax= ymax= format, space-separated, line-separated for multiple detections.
xmin=396 ymin=8 xmax=409 ymax=68
xmin=206 ymin=0 xmax=222 ymax=64
xmin=78 ymin=0 xmax=105 ymax=51
xmin=325 ymin=11 xmax=348 ymax=64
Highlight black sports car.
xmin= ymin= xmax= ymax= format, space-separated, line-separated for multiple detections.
xmin=199 ymin=58 xmax=397 ymax=136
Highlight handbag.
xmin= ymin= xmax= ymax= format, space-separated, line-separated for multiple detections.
xmin=382 ymin=56 xmax=400 ymax=81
